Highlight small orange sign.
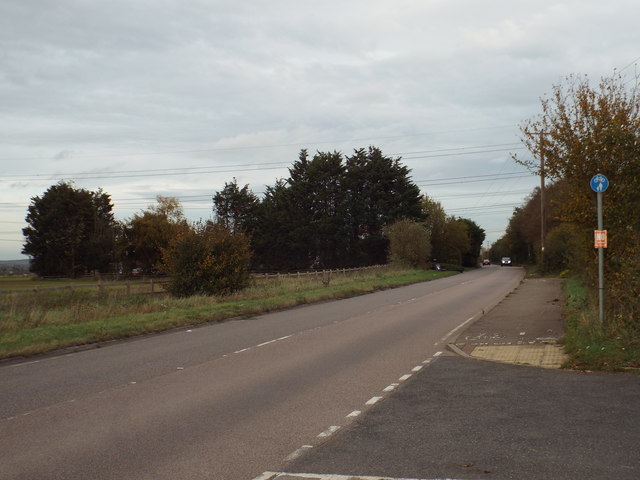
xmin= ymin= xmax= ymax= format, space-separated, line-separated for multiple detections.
xmin=594 ymin=230 xmax=608 ymax=248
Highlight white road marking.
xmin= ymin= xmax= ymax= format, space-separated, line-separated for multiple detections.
xmin=346 ymin=410 xmax=361 ymax=418
xmin=438 ymin=315 xmax=476 ymax=344
xmin=365 ymin=396 xmax=382 ymax=406
xmin=412 ymin=365 xmax=423 ymax=372
xmin=383 ymin=383 xmax=399 ymax=392
xmin=433 ymin=351 xmax=442 ymax=357
xmin=284 ymin=445 xmax=313 ymax=462
xmin=317 ymin=425 xmax=341 ymax=438
xmin=422 ymin=358 xmax=432 ymax=364
xmin=398 ymin=374 xmax=412 ymax=381
xmin=256 ymin=472 xmax=468 ymax=480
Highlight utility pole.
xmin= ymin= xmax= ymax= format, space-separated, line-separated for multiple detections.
xmin=525 ymin=129 xmax=547 ymax=272
xmin=539 ymin=134 xmax=545 ymax=274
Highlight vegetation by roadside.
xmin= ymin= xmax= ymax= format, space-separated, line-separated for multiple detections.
xmin=0 ymin=267 xmax=455 ymax=360
xmin=561 ymin=275 xmax=640 ymax=372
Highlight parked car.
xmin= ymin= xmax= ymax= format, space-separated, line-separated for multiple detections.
xmin=482 ymin=259 xmax=491 ymax=265
xmin=500 ymin=257 xmax=512 ymax=266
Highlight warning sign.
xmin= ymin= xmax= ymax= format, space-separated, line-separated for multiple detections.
xmin=594 ymin=230 xmax=608 ymax=248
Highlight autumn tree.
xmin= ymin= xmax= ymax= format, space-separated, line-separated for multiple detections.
xmin=23 ymin=182 xmax=116 ymax=276
xmin=421 ymin=195 xmax=447 ymax=261
xmin=516 ymin=73 xmax=640 ymax=330
xmin=122 ymin=196 xmax=187 ymax=273
xmin=385 ymin=219 xmax=431 ymax=268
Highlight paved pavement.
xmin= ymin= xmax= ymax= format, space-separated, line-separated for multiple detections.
xmin=258 ymin=275 xmax=640 ymax=480
xmin=450 ymin=276 xmax=568 ymax=369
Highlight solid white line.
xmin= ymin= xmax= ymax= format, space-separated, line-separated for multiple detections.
xmin=365 ymin=396 xmax=382 ymax=406
xmin=257 ymin=473 xmax=460 ymax=479
xmin=438 ymin=315 xmax=476 ymax=344
xmin=398 ymin=374 xmax=412 ymax=382
xmin=233 ymin=347 xmax=251 ymax=354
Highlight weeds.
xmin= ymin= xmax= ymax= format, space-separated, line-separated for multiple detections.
xmin=561 ymin=276 xmax=640 ymax=371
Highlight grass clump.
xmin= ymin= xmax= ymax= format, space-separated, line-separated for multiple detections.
xmin=561 ymin=275 xmax=640 ymax=372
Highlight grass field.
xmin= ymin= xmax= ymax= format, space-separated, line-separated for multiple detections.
xmin=0 ymin=267 xmax=456 ymax=360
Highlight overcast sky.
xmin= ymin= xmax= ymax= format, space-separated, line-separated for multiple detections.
xmin=1 ymin=0 xmax=638 ymax=261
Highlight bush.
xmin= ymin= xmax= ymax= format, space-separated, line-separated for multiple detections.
xmin=161 ymin=222 xmax=251 ymax=297
xmin=385 ymin=219 xmax=431 ymax=268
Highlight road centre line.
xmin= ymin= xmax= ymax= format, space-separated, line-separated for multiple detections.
xmin=233 ymin=335 xmax=293 ymax=355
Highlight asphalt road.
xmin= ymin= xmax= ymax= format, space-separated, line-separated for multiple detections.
xmin=0 ymin=266 xmax=523 ymax=480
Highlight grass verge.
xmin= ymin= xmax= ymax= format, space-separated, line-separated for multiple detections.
xmin=561 ymin=275 xmax=640 ymax=372
xmin=0 ymin=267 xmax=455 ymax=360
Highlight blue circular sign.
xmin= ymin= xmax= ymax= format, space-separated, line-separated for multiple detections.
xmin=590 ymin=174 xmax=609 ymax=192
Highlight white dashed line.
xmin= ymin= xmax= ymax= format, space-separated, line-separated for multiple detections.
xmin=346 ymin=410 xmax=361 ymax=418
xmin=365 ymin=396 xmax=382 ymax=406
xmin=398 ymin=374 xmax=412 ymax=382
xmin=317 ymin=425 xmax=341 ymax=438
xmin=411 ymin=365 xmax=423 ymax=372
xmin=284 ymin=445 xmax=313 ymax=462
xmin=383 ymin=383 xmax=399 ymax=392
xmin=433 ymin=351 xmax=443 ymax=357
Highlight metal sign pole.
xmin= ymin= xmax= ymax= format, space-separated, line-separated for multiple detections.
xmin=597 ymin=191 xmax=605 ymax=324
xmin=590 ymin=173 xmax=609 ymax=325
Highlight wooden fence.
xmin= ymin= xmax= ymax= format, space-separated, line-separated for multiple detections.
xmin=0 ymin=265 xmax=387 ymax=296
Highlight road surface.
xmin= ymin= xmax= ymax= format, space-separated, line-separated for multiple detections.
xmin=1 ymin=266 xmax=523 ymax=480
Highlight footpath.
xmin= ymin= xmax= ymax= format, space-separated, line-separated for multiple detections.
xmin=260 ymin=274 xmax=640 ymax=480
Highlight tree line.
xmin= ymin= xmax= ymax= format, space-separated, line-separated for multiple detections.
xmin=491 ymin=73 xmax=639 ymax=333
xmin=22 ymin=146 xmax=485 ymax=295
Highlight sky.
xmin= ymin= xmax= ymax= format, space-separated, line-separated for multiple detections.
xmin=1 ymin=0 xmax=639 ymax=261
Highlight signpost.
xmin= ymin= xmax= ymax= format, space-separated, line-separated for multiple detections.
xmin=590 ymin=174 xmax=609 ymax=324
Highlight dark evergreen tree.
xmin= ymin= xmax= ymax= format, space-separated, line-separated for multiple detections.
xmin=22 ymin=182 xmax=116 ymax=276
xmin=212 ymin=178 xmax=260 ymax=234
xmin=345 ymin=146 xmax=424 ymax=265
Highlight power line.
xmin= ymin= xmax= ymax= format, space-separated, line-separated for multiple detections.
xmin=0 ymin=143 xmax=525 ymax=182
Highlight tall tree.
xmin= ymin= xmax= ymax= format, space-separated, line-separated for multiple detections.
xmin=213 ymin=179 xmax=259 ymax=234
xmin=123 ymin=196 xmax=187 ymax=273
xmin=345 ymin=146 xmax=424 ymax=265
xmin=459 ymin=218 xmax=486 ymax=267
xmin=421 ymin=195 xmax=447 ymax=262
xmin=22 ymin=182 xmax=116 ymax=276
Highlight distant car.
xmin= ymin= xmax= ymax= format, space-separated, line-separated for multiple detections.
xmin=500 ymin=257 xmax=512 ymax=266
xmin=482 ymin=259 xmax=491 ymax=265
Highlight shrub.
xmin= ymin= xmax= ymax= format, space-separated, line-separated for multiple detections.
xmin=161 ymin=222 xmax=251 ymax=297
xmin=385 ymin=219 xmax=431 ymax=268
